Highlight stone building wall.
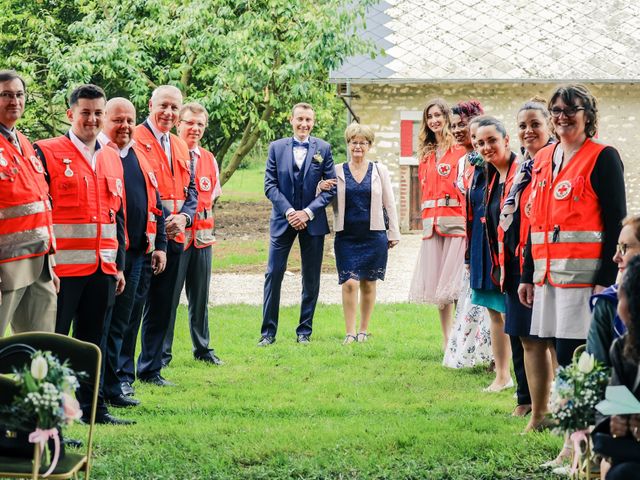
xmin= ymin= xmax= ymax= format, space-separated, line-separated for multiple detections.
xmin=347 ymin=82 xmax=640 ymax=231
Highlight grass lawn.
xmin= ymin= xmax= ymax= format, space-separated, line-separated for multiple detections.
xmin=72 ymin=303 xmax=562 ymax=479
xmin=219 ymin=167 xmax=266 ymax=203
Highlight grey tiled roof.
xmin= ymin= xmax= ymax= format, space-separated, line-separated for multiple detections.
xmin=330 ymin=0 xmax=640 ymax=83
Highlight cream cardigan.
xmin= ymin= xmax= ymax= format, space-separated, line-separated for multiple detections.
xmin=330 ymin=161 xmax=400 ymax=241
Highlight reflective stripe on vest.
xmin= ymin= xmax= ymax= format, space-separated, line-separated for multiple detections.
xmin=0 ymin=227 xmax=52 ymax=261
xmin=533 ymin=258 xmax=601 ymax=284
xmin=55 ymin=249 xmax=96 ymax=265
xmin=421 ymin=198 xmax=462 ymax=210
xmin=0 ymin=200 xmax=49 ymax=220
xmin=161 ymin=199 xmax=185 ymax=214
xmin=53 ymin=223 xmax=117 ymax=240
xmin=530 ymin=230 xmax=603 ymax=245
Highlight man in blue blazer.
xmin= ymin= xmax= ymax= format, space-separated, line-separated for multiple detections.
xmin=259 ymin=103 xmax=336 ymax=346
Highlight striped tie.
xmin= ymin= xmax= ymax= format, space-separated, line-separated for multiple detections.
xmin=9 ymin=131 xmax=21 ymax=154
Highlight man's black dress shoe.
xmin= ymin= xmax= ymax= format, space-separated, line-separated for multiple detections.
xmin=106 ymin=394 xmax=141 ymax=408
xmin=139 ymin=375 xmax=175 ymax=387
xmin=297 ymin=334 xmax=311 ymax=344
xmin=196 ymin=354 xmax=224 ymax=365
xmin=121 ymin=381 xmax=135 ymax=396
xmin=257 ymin=336 xmax=276 ymax=347
xmin=91 ymin=412 xmax=136 ymax=425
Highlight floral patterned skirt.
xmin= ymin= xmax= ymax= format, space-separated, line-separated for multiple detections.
xmin=443 ymin=269 xmax=493 ymax=368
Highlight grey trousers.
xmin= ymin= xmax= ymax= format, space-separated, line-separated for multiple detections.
xmin=162 ymin=244 xmax=213 ymax=364
xmin=0 ymin=266 xmax=56 ymax=336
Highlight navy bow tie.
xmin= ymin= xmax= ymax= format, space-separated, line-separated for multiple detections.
xmin=292 ymin=139 xmax=309 ymax=148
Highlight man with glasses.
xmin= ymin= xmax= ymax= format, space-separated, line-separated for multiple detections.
xmin=164 ymin=102 xmax=223 ymax=366
xmin=258 ymin=103 xmax=336 ymax=346
xmin=587 ymin=214 xmax=640 ymax=366
xmin=0 ymin=70 xmax=57 ymax=337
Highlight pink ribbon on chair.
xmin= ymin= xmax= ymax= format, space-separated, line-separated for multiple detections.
xmin=569 ymin=429 xmax=589 ymax=475
xmin=28 ymin=428 xmax=60 ymax=477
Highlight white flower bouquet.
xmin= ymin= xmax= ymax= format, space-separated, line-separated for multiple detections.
xmin=550 ymin=351 xmax=609 ymax=433
xmin=0 ymin=351 xmax=84 ymax=475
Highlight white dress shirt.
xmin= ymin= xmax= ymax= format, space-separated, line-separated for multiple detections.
xmin=69 ymin=130 xmax=100 ymax=171
xmin=146 ymin=118 xmax=172 ymax=168
xmin=97 ymin=131 xmax=136 ymax=158
xmin=285 ymin=136 xmax=314 ymax=221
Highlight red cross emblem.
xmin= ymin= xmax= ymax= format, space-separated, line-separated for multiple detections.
xmin=199 ymin=176 xmax=211 ymax=192
xmin=30 ymin=156 xmax=44 ymax=174
xmin=554 ymin=180 xmax=572 ymax=200
xmin=437 ymin=163 xmax=451 ymax=177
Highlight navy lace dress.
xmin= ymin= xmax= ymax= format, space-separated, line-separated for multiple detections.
xmin=334 ymin=163 xmax=388 ymax=285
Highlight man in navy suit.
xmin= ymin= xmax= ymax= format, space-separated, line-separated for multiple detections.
xmin=259 ymin=103 xmax=336 ymax=346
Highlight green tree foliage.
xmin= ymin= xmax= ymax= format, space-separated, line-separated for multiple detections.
xmin=0 ymin=0 xmax=374 ymax=183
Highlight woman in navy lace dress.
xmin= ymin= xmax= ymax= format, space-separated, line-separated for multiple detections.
xmin=319 ymin=124 xmax=400 ymax=344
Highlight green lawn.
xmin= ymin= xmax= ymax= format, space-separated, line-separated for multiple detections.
xmin=72 ymin=304 xmax=561 ymax=479
xmin=220 ymin=167 xmax=266 ymax=203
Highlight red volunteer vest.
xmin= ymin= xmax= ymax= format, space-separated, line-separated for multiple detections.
xmin=184 ymin=148 xmax=218 ymax=249
xmin=528 ymin=139 xmax=606 ymax=287
xmin=0 ymin=132 xmax=54 ymax=263
xmin=36 ymin=136 xmax=124 ymax=277
xmin=489 ymin=158 xmax=519 ymax=290
xmin=131 ymin=143 xmax=163 ymax=253
xmin=419 ymin=145 xmax=466 ymax=239
xmin=133 ymin=124 xmax=190 ymax=244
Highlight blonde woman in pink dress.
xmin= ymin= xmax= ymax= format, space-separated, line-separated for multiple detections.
xmin=409 ymin=98 xmax=467 ymax=348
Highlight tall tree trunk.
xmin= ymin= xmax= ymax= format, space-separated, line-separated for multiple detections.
xmin=219 ymin=103 xmax=274 ymax=186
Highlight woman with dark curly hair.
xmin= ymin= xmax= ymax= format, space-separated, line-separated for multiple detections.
xmin=519 ymin=84 xmax=627 ymax=466
xmin=443 ymin=100 xmax=493 ymax=369
xmin=519 ymin=84 xmax=626 ymax=364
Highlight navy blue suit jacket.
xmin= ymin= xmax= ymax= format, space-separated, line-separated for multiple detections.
xmin=264 ymin=136 xmax=336 ymax=237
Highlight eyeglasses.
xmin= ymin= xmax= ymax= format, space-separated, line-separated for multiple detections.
xmin=349 ymin=141 xmax=369 ymax=147
xmin=549 ymin=106 xmax=586 ymax=118
xmin=616 ymin=242 xmax=639 ymax=256
xmin=180 ymin=120 xmax=206 ymax=129
xmin=0 ymin=91 xmax=26 ymax=101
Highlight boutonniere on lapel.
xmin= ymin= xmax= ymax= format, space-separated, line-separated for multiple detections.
xmin=312 ymin=153 xmax=323 ymax=164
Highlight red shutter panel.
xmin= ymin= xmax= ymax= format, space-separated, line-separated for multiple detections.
xmin=400 ymin=120 xmax=414 ymax=156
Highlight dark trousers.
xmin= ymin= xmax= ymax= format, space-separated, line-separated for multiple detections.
xmin=119 ymin=254 xmax=153 ymax=384
xmin=162 ymin=244 xmax=213 ymax=365
xmin=137 ymin=241 xmax=183 ymax=379
xmin=56 ymin=270 xmax=116 ymax=416
xmin=555 ymin=338 xmax=585 ymax=367
xmin=103 ymin=250 xmax=146 ymax=398
xmin=510 ymin=335 xmax=531 ymax=405
xmin=261 ymin=227 xmax=324 ymax=338
xmin=607 ymin=462 xmax=640 ymax=479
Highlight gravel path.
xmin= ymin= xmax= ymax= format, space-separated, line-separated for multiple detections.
xmin=180 ymin=234 xmax=422 ymax=306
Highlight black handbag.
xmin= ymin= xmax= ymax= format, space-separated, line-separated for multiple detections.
xmin=593 ymin=432 xmax=640 ymax=463
xmin=0 ymin=343 xmax=65 ymax=459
